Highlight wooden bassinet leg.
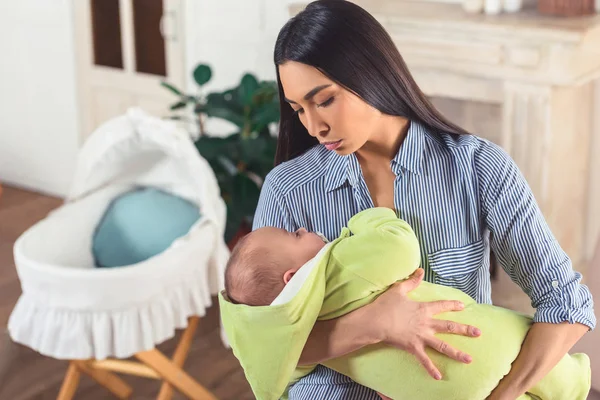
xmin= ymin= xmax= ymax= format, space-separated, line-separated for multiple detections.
xmin=57 ymin=360 xmax=133 ymax=400
xmin=74 ymin=361 xmax=133 ymax=399
xmin=55 ymin=317 xmax=214 ymax=399
xmin=136 ymin=348 xmax=217 ymax=400
xmin=57 ymin=362 xmax=81 ymax=400
xmin=157 ymin=316 xmax=200 ymax=400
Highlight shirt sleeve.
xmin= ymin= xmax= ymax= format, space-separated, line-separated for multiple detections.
xmin=476 ymin=142 xmax=596 ymax=330
xmin=252 ymin=172 xmax=296 ymax=232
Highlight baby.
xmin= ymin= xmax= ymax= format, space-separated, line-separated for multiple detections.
xmin=225 ymin=226 xmax=327 ymax=306
xmin=220 ymin=208 xmax=590 ymax=400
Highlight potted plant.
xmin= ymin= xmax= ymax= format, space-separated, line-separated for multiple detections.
xmin=161 ymin=64 xmax=280 ymax=246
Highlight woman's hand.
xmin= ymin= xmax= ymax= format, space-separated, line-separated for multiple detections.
xmin=367 ymin=268 xmax=481 ymax=380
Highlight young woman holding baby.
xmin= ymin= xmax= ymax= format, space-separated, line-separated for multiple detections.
xmin=252 ymin=1 xmax=596 ymax=399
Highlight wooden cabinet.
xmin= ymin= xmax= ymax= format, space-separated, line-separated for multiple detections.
xmin=291 ymin=1 xmax=600 ymax=275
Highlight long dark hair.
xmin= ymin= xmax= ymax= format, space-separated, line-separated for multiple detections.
xmin=273 ymin=0 xmax=469 ymax=165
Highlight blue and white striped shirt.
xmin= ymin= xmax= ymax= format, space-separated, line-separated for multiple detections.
xmin=253 ymin=121 xmax=596 ymax=400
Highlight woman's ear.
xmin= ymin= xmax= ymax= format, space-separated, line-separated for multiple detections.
xmin=283 ymin=269 xmax=297 ymax=284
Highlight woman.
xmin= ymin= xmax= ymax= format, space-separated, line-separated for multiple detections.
xmin=252 ymin=1 xmax=596 ymax=399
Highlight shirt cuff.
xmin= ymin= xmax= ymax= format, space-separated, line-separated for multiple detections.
xmin=533 ymin=306 xmax=597 ymax=331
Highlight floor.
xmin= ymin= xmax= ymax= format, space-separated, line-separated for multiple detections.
xmin=0 ymin=185 xmax=597 ymax=400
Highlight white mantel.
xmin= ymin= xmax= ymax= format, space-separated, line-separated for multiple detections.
xmin=291 ymin=1 xmax=600 ymax=275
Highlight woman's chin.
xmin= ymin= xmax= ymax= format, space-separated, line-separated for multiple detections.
xmin=334 ymin=145 xmax=354 ymax=156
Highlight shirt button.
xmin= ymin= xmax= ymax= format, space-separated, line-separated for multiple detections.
xmin=552 ymin=280 xmax=559 ymax=289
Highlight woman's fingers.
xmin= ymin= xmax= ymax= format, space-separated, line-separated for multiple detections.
xmin=426 ymin=337 xmax=472 ymax=364
xmin=396 ymin=268 xmax=424 ymax=295
xmin=413 ymin=348 xmax=442 ymax=380
xmin=431 ymin=319 xmax=481 ymax=337
xmin=377 ymin=392 xmax=393 ymax=400
xmin=426 ymin=299 xmax=465 ymax=315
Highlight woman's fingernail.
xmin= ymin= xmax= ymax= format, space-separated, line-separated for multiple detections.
xmin=435 ymin=373 xmax=442 ymax=380
xmin=473 ymin=328 xmax=481 ymax=336
xmin=462 ymin=355 xmax=472 ymax=363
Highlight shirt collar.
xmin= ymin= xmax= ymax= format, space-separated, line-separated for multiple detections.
xmin=391 ymin=120 xmax=425 ymax=176
xmin=324 ymin=120 xmax=426 ymax=192
xmin=324 ymin=153 xmax=351 ymax=192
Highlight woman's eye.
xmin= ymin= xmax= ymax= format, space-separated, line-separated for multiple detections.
xmin=317 ymin=97 xmax=334 ymax=108
xmin=292 ymin=97 xmax=333 ymax=115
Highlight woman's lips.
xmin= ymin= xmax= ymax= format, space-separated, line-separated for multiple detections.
xmin=323 ymin=140 xmax=342 ymax=151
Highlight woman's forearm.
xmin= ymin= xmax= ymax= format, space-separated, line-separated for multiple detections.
xmin=487 ymin=321 xmax=590 ymax=400
xmin=299 ymin=305 xmax=379 ymax=365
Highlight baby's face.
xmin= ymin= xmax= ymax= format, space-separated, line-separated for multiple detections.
xmin=254 ymin=227 xmax=327 ymax=267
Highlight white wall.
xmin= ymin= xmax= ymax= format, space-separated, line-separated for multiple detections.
xmin=183 ymin=0 xmax=294 ymax=136
xmin=0 ymin=0 xmax=292 ymax=196
xmin=0 ymin=0 xmax=80 ymax=198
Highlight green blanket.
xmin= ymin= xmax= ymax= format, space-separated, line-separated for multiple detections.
xmin=218 ymin=208 xmax=590 ymax=400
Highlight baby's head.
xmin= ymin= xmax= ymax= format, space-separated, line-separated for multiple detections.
xmin=224 ymin=227 xmax=327 ymax=306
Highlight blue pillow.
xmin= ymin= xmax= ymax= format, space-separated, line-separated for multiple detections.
xmin=92 ymin=187 xmax=201 ymax=268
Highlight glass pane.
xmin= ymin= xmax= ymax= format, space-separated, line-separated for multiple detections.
xmin=132 ymin=0 xmax=167 ymax=76
xmin=91 ymin=0 xmax=123 ymax=69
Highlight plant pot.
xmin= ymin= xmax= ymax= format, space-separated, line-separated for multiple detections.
xmin=538 ymin=0 xmax=595 ymax=16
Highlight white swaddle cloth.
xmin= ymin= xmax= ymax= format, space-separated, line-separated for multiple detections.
xmin=271 ymin=241 xmax=333 ymax=306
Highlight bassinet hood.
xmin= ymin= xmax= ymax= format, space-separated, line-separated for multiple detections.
xmin=68 ymin=108 xmax=224 ymax=228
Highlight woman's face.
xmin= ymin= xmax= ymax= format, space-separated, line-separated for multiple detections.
xmin=278 ymin=61 xmax=383 ymax=155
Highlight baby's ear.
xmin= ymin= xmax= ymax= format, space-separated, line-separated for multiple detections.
xmin=283 ymin=269 xmax=297 ymax=284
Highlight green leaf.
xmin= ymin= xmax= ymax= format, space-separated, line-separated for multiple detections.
xmin=209 ymin=90 xmax=243 ymax=111
xmin=232 ymin=173 xmax=261 ymax=216
xmin=194 ymin=135 xmax=239 ymax=164
xmin=221 ymin=172 xmax=260 ymax=243
xmin=205 ymin=90 xmax=244 ymax=117
xmin=253 ymin=81 xmax=278 ymax=105
xmin=161 ymin=81 xmax=183 ymax=96
xmin=239 ymin=137 xmax=267 ymax=165
xmin=170 ymin=101 xmax=187 ymax=110
xmin=203 ymin=104 xmax=245 ymax=128
xmin=250 ymin=137 xmax=277 ymax=177
xmin=251 ymin=102 xmax=280 ymax=133
xmin=238 ymin=73 xmax=260 ymax=107
xmin=193 ymin=64 xmax=212 ymax=87
xmin=236 ymin=136 xmax=276 ymax=180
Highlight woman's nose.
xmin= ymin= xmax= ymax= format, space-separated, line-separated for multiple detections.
xmin=297 ymin=228 xmax=307 ymax=235
xmin=305 ymin=113 xmax=329 ymax=138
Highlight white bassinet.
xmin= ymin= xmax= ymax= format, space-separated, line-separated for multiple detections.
xmin=8 ymin=108 xmax=230 ymax=361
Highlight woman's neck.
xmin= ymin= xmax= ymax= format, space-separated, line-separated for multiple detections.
xmin=356 ymin=116 xmax=410 ymax=162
